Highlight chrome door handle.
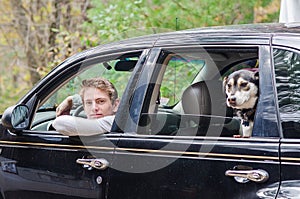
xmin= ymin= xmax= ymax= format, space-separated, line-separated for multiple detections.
xmin=76 ymin=158 xmax=109 ymax=170
xmin=225 ymin=169 xmax=269 ymax=183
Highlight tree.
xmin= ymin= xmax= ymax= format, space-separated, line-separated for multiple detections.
xmin=2 ymin=0 xmax=91 ymax=85
xmin=0 ymin=0 xmax=92 ymax=111
xmin=85 ymin=0 xmax=280 ymax=44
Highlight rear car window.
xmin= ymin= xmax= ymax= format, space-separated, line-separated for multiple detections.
xmin=138 ymin=47 xmax=259 ymax=137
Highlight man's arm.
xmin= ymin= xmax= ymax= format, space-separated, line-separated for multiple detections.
xmin=56 ymin=94 xmax=82 ymax=117
xmin=52 ymin=115 xmax=115 ymax=136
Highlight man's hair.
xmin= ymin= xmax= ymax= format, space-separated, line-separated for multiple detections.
xmin=79 ymin=77 xmax=118 ymax=103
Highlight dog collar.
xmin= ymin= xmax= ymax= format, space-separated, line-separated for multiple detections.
xmin=242 ymin=120 xmax=250 ymax=126
xmin=237 ymin=108 xmax=256 ymax=123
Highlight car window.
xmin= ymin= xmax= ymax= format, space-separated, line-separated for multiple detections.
xmin=41 ymin=60 xmax=134 ymax=110
xmin=274 ymin=48 xmax=300 ymax=138
xmin=31 ymin=52 xmax=141 ymax=132
xmin=159 ymin=54 xmax=205 ymax=107
xmin=138 ymin=47 xmax=260 ymax=137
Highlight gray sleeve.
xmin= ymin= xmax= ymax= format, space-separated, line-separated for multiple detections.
xmin=52 ymin=115 xmax=115 ymax=136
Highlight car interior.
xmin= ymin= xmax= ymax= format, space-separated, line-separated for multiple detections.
xmin=31 ymin=52 xmax=141 ymax=132
xmin=138 ymin=47 xmax=259 ymax=137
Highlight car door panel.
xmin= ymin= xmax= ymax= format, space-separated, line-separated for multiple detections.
xmin=108 ymin=136 xmax=280 ymax=199
xmin=0 ymin=131 xmax=118 ymax=199
xmin=277 ymin=140 xmax=300 ymax=198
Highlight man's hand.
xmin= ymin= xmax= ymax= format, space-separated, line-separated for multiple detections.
xmin=56 ymin=96 xmax=73 ymax=117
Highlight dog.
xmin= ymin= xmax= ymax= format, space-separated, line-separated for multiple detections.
xmin=223 ymin=69 xmax=259 ymax=138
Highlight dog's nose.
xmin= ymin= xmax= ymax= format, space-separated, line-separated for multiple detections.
xmin=228 ymin=97 xmax=236 ymax=104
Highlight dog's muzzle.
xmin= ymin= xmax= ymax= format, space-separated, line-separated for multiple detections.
xmin=227 ymin=96 xmax=236 ymax=106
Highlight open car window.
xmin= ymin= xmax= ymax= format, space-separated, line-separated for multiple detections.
xmin=31 ymin=52 xmax=141 ymax=132
xmin=138 ymin=46 xmax=259 ymax=137
xmin=159 ymin=53 xmax=205 ymax=107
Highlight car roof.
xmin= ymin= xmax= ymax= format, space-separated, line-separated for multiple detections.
xmin=115 ymin=22 xmax=300 ymax=42
xmin=177 ymin=22 xmax=300 ymax=34
xmin=95 ymin=22 xmax=300 ymax=49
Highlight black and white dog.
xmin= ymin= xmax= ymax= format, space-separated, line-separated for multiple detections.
xmin=223 ymin=69 xmax=259 ymax=137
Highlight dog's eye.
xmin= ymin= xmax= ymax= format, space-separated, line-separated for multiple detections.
xmin=227 ymin=84 xmax=231 ymax=89
xmin=240 ymin=82 xmax=248 ymax=87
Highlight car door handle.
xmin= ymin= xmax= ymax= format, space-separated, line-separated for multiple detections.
xmin=76 ymin=158 xmax=109 ymax=170
xmin=225 ymin=169 xmax=269 ymax=183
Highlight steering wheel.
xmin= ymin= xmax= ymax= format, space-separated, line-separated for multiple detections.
xmin=72 ymin=105 xmax=86 ymax=117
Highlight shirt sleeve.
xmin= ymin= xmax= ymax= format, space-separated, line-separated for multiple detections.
xmin=52 ymin=115 xmax=115 ymax=136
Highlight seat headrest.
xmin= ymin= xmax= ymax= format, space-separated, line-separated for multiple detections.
xmin=181 ymin=80 xmax=228 ymax=116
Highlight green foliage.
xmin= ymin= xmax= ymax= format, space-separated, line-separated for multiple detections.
xmin=0 ymin=67 xmax=31 ymax=112
xmin=84 ymin=0 xmax=279 ymax=45
xmin=85 ymin=0 xmax=146 ymax=43
xmin=0 ymin=0 xmax=280 ymax=113
xmin=160 ymin=58 xmax=205 ymax=106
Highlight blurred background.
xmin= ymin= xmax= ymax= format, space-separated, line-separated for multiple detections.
xmin=0 ymin=0 xmax=280 ymax=112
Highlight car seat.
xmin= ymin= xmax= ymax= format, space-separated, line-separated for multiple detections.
xmin=180 ymin=80 xmax=239 ymax=137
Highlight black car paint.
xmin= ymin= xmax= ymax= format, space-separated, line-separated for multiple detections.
xmin=0 ymin=23 xmax=300 ymax=198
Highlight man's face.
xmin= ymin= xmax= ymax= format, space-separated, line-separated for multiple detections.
xmin=83 ymin=87 xmax=118 ymax=119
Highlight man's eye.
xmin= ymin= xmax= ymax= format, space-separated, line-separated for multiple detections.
xmin=96 ymin=99 xmax=105 ymax=104
xmin=85 ymin=101 xmax=92 ymax=106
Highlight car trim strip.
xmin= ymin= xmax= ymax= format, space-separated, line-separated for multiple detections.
xmin=0 ymin=140 xmax=284 ymax=163
xmin=2 ymin=140 xmax=300 ymax=164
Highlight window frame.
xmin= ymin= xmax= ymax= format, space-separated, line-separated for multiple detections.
xmin=137 ymin=45 xmax=280 ymax=138
xmin=24 ymin=50 xmax=146 ymax=135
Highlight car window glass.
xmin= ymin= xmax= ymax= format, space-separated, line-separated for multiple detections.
xmin=31 ymin=53 xmax=140 ymax=132
xmin=41 ymin=60 xmax=134 ymax=110
xmin=159 ymin=55 xmax=204 ymax=106
xmin=138 ymin=47 xmax=260 ymax=137
xmin=274 ymin=48 xmax=300 ymax=138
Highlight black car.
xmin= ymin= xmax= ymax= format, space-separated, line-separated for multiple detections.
xmin=1 ymin=23 xmax=300 ymax=199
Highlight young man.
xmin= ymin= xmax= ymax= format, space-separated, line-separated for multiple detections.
xmin=53 ymin=77 xmax=119 ymax=136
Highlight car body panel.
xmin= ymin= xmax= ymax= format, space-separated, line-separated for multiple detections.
xmin=0 ymin=129 xmax=120 ymax=198
xmin=109 ymin=136 xmax=280 ymax=199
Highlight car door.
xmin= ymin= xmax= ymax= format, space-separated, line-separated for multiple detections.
xmin=273 ymin=36 xmax=300 ymax=198
xmin=0 ymin=128 xmax=117 ymax=199
xmin=108 ymin=43 xmax=281 ymax=199
xmin=0 ymin=48 xmax=149 ymax=199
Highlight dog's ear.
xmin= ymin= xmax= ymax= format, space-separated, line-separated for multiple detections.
xmin=223 ymin=76 xmax=228 ymax=93
xmin=253 ymin=71 xmax=259 ymax=87
xmin=253 ymin=71 xmax=259 ymax=80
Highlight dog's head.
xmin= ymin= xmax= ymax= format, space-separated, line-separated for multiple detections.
xmin=223 ymin=69 xmax=259 ymax=109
